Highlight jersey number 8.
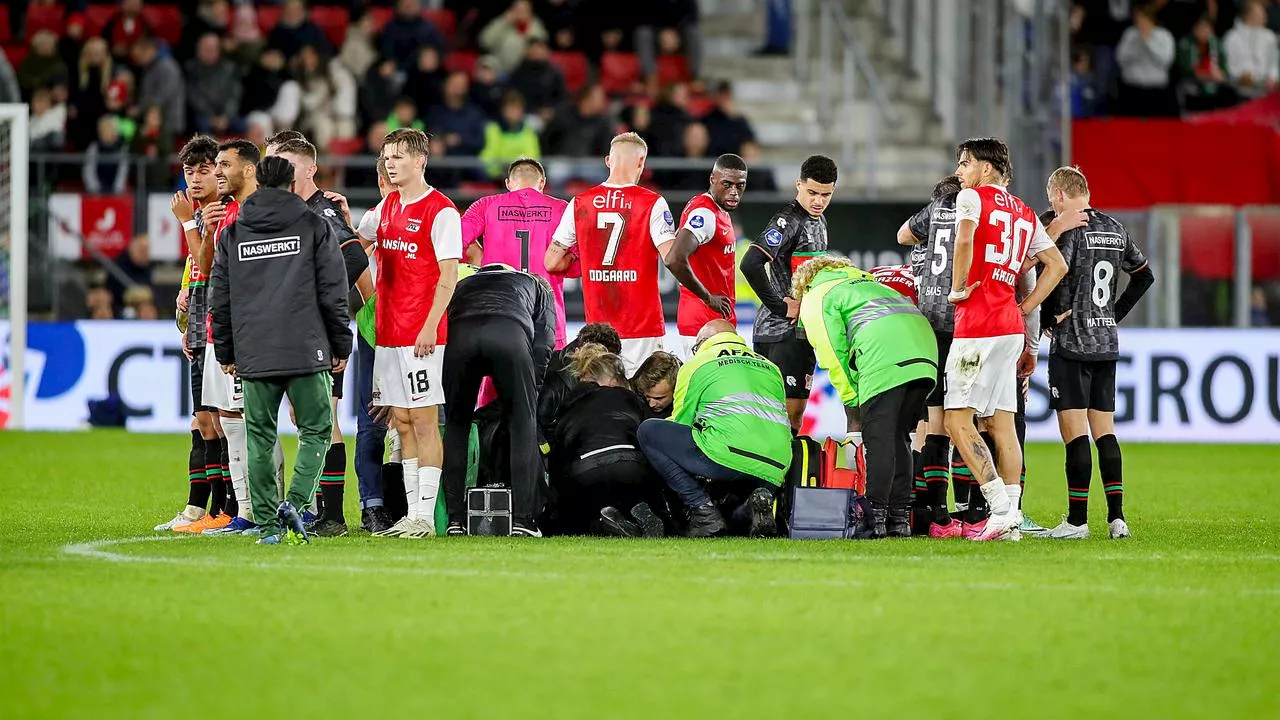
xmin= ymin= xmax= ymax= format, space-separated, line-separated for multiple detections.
xmin=1092 ymin=260 xmax=1114 ymax=308
xmin=985 ymin=210 xmax=1034 ymax=273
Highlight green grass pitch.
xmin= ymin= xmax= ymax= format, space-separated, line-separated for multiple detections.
xmin=1 ymin=431 xmax=1276 ymax=719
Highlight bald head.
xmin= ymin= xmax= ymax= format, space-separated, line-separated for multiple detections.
xmin=697 ymin=319 xmax=737 ymax=345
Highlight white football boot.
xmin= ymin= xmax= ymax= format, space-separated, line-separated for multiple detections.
xmin=1042 ymin=516 xmax=1091 ymax=539
xmin=1108 ymin=518 xmax=1131 ymax=539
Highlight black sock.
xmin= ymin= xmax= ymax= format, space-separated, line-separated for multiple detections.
xmin=1095 ymin=434 xmax=1124 ymax=522
xmin=320 ymin=442 xmax=346 ymax=522
xmin=923 ymin=434 xmax=951 ymax=524
xmin=219 ymin=437 xmax=237 ymax=518
xmin=1065 ymin=435 xmax=1092 ymax=526
xmin=951 ymin=446 xmax=970 ymax=510
xmin=186 ymin=431 xmax=211 ymax=510
xmin=911 ymin=448 xmax=927 ymax=505
xmin=206 ymin=438 xmax=226 ymax=517
xmin=382 ymin=462 xmax=407 ymax=521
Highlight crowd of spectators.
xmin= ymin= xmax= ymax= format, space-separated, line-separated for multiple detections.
xmin=1071 ymin=0 xmax=1280 ymax=118
xmin=4 ymin=0 xmax=759 ymax=194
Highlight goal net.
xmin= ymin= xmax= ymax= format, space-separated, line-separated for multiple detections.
xmin=0 ymin=104 xmax=30 ymax=429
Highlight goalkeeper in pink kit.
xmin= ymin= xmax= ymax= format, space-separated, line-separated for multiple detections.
xmin=462 ymin=158 xmax=574 ymax=349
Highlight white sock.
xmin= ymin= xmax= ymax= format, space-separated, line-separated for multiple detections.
xmin=273 ymin=439 xmax=285 ymax=501
xmin=979 ymin=479 xmax=1012 ymax=516
xmin=182 ymin=505 xmax=206 ymax=520
xmin=417 ymin=466 xmax=441 ymax=523
xmin=389 ymin=432 xmax=402 ymax=463
xmin=844 ymin=432 xmax=863 ymax=470
xmin=402 ymin=458 xmax=420 ymax=519
xmin=1005 ymin=483 xmax=1023 ymax=511
xmin=220 ymin=417 xmax=252 ymax=520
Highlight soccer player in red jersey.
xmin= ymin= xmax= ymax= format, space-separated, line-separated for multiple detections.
xmin=945 ymin=137 xmax=1067 ymax=541
xmin=543 ymin=132 xmax=728 ymax=374
xmin=370 ymin=128 xmax=462 ymax=539
xmin=870 ymin=264 xmax=918 ymax=305
xmin=668 ymin=154 xmax=747 ymax=358
xmin=461 ymin=157 xmax=571 ymax=347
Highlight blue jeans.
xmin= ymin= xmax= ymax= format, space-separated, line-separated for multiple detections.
xmin=637 ymin=419 xmax=758 ymax=508
xmin=765 ymin=0 xmax=792 ymax=50
xmin=354 ymin=333 xmax=385 ymax=509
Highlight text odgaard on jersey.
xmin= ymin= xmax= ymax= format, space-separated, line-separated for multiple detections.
xmin=239 ymin=236 xmax=301 ymax=262
xmin=589 ymin=269 xmax=639 ymax=282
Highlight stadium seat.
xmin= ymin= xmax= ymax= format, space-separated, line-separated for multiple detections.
xmin=366 ymin=7 xmax=394 ymax=32
xmin=0 ymin=7 xmax=9 ymax=44
xmin=84 ymin=5 xmax=115 ymax=37
xmin=327 ymin=137 xmax=364 ymax=156
xmin=686 ymin=94 xmax=714 ymax=118
xmin=1246 ymin=215 xmax=1280 ymax=281
xmin=311 ymin=7 xmax=350 ymax=50
xmin=550 ymin=52 xmax=589 ymax=93
xmin=656 ymin=54 xmax=691 ymax=85
xmin=25 ymin=4 xmax=64 ymax=39
xmin=599 ymin=52 xmax=640 ymax=95
xmin=1179 ymin=215 xmax=1234 ymax=280
xmin=3 ymin=44 xmax=27 ymax=68
xmin=422 ymin=9 xmax=456 ymax=44
xmin=445 ymin=50 xmax=478 ymax=75
xmin=460 ymin=180 xmax=498 ymax=195
xmin=257 ymin=5 xmax=283 ymax=34
xmin=562 ymin=179 xmax=596 ymax=197
xmin=142 ymin=6 xmax=182 ymax=47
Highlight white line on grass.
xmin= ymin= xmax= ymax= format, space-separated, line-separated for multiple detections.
xmin=60 ymin=536 xmax=1280 ymax=598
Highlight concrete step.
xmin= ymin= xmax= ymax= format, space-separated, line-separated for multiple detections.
xmin=702 ymin=54 xmax=798 ymax=83
xmin=697 ymin=12 xmax=760 ymax=37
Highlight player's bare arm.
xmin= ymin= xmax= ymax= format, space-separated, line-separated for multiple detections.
xmin=196 ymin=199 xmax=225 ymax=276
xmin=544 ymin=243 xmax=573 ymax=273
xmin=1045 ymin=208 xmax=1089 ymax=241
xmin=1018 ymin=244 xmax=1068 ymax=315
xmin=322 ymin=190 xmax=353 ymax=229
xmin=897 ymin=220 xmax=922 ymax=246
xmin=662 ymin=232 xmax=731 ymax=318
xmin=949 ymin=218 xmax=980 ymax=302
xmin=465 ymin=242 xmax=484 ymax=265
xmin=415 ymin=259 xmax=458 ymax=357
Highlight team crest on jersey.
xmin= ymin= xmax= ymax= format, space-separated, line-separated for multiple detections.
xmin=765 ymin=228 xmax=784 ymax=247
xmin=690 ymin=215 xmax=705 ymax=229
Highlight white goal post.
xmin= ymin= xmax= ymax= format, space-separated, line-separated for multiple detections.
xmin=1 ymin=104 xmax=29 ymax=429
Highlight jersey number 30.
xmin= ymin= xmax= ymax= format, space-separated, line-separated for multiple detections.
xmin=597 ymin=211 xmax=625 ymax=266
xmin=985 ymin=210 xmax=1034 ymax=272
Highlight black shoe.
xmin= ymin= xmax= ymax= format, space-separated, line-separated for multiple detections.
xmin=311 ymin=518 xmax=349 ymax=537
xmin=869 ymin=506 xmax=889 ymax=539
xmin=629 ymin=502 xmax=664 ymax=538
xmin=747 ymin=488 xmax=778 ymax=538
xmin=599 ymin=507 xmax=642 ymax=537
xmin=361 ymin=507 xmax=394 ymax=534
xmin=886 ymin=506 xmax=912 ymax=538
xmin=511 ymin=522 xmax=543 ymax=537
xmin=446 ymin=521 xmax=466 ymax=536
xmin=684 ymin=502 xmax=727 ymax=538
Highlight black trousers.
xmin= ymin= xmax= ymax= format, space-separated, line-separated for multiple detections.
xmin=861 ymin=379 xmax=933 ymax=507
xmin=554 ymin=453 xmax=655 ymax=534
xmin=442 ymin=319 xmax=541 ymax=525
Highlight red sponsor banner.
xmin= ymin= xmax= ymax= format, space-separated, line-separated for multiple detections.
xmin=80 ymin=195 xmax=133 ymax=260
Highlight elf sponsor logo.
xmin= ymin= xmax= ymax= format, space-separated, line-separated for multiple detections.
xmin=589 ymin=269 xmax=638 ymax=282
xmin=239 ymin=236 xmax=301 ymax=261
xmin=591 ymin=189 xmax=632 ymax=210
xmin=499 ymin=206 xmax=552 ymax=222
xmin=381 ymin=237 xmax=419 ymax=259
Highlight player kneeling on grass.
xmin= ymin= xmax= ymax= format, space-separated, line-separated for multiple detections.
xmin=209 ymin=156 xmax=353 ymax=545
xmin=793 ymin=256 xmax=938 ymax=538
xmin=637 ymin=320 xmax=791 ymax=538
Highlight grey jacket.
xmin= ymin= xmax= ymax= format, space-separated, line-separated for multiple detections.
xmin=210 ymin=188 xmax=352 ymax=379
xmin=185 ymin=58 xmax=242 ymax=120
xmin=138 ymin=55 xmax=186 ymax=133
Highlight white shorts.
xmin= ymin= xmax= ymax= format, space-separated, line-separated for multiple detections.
xmin=372 ymin=345 xmax=445 ymax=408
xmin=620 ymin=337 xmax=664 ymax=376
xmin=678 ymin=335 xmax=698 ymax=361
xmin=944 ymin=334 xmax=1022 ymax=418
xmin=201 ymin=343 xmax=243 ymax=411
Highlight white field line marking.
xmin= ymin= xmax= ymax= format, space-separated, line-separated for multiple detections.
xmin=60 ymin=536 xmax=1280 ymax=598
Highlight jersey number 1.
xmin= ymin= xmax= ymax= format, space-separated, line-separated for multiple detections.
xmin=514 ymin=229 xmax=531 ymax=271
xmin=597 ymin=211 xmax=625 ymax=266
xmin=986 ymin=210 xmax=1033 ymax=272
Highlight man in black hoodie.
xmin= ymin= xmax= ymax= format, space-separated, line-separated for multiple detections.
xmin=440 ymin=264 xmax=556 ymax=537
xmin=210 ymin=156 xmax=353 ymax=545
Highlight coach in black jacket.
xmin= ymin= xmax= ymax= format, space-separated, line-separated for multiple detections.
xmin=209 ymin=156 xmax=352 ymax=542
xmin=441 ymin=264 xmax=556 ymax=537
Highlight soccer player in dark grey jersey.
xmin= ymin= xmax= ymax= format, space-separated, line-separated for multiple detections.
xmin=740 ymin=155 xmax=837 ymax=432
xmin=1040 ymin=167 xmax=1154 ymax=540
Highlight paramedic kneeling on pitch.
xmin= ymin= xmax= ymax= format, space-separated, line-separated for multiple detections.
xmin=637 ymin=320 xmax=792 ymax=538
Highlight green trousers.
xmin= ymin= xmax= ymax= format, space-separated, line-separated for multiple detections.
xmin=243 ymin=372 xmax=333 ymax=534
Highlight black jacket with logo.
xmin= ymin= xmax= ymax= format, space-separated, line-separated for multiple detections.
xmin=447 ymin=264 xmax=557 ymax=381
xmin=210 ymin=187 xmax=352 ymax=378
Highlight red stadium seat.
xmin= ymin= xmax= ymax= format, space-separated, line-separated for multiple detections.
xmin=3 ymin=44 xmax=27 ymax=68
xmin=599 ymin=52 xmax=640 ymax=95
xmin=1246 ymin=215 xmax=1280 ymax=281
xmin=422 ymin=9 xmax=456 ymax=43
xmin=0 ymin=7 xmax=9 ymax=44
xmin=142 ymin=6 xmax=182 ymax=47
xmin=311 ymin=7 xmax=350 ymax=50
xmin=257 ymin=5 xmax=283 ymax=34
xmin=656 ymin=54 xmax=690 ymax=85
xmin=25 ymin=4 xmax=64 ymax=39
xmin=550 ymin=52 xmax=589 ymax=93
xmin=84 ymin=5 xmax=115 ymax=37
xmin=686 ymin=94 xmax=714 ymax=118
xmin=460 ymin=180 xmax=498 ymax=195
xmin=562 ymin=179 xmax=596 ymax=197
xmin=1179 ymin=214 xmax=1234 ymax=280
xmin=327 ymin=137 xmax=364 ymax=156
xmin=367 ymin=7 xmax=394 ymax=31
xmin=445 ymin=50 xmax=477 ymax=75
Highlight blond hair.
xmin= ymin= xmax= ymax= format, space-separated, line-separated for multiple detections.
xmin=571 ymin=343 xmax=628 ymax=386
xmin=1047 ymin=166 xmax=1089 ymax=199
xmin=610 ymin=132 xmax=649 ymax=157
xmin=792 ymin=255 xmax=854 ymax=300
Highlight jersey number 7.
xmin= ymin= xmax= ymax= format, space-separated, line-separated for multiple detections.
xmin=597 ymin=212 xmax=625 ymax=266
xmin=986 ymin=210 xmax=1033 ymax=272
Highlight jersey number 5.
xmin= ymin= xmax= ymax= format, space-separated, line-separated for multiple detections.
xmin=597 ymin=211 xmax=625 ymax=266
xmin=931 ymin=228 xmax=950 ymax=275
xmin=986 ymin=210 xmax=1033 ymax=272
